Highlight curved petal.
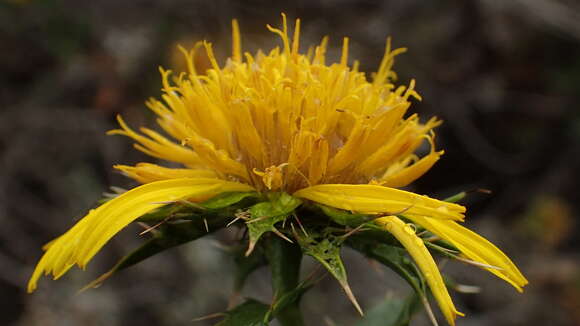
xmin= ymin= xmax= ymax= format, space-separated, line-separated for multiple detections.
xmin=376 ymin=134 xmax=443 ymax=188
xmin=28 ymin=178 xmax=254 ymax=292
xmin=27 ymin=217 xmax=91 ymax=293
xmin=108 ymin=115 xmax=202 ymax=167
xmin=375 ymin=216 xmax=463 ymax=326
xmin=114 ymin=163 xmax=217 ymax=184
xmin=410 ymin=216 xmax=528 ymax=291
xmin=293 ymin=184 xmax=465 ymax=220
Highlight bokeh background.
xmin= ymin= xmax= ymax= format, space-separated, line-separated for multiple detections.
xmin=1 ymin=0 xmax=579 ymax=325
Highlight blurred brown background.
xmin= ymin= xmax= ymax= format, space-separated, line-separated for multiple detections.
xmin=1 ymin=0 xmax=579 ymax=325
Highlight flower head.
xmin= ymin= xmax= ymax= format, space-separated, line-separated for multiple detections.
xmin=28 ymin=14 xmax=527 ymax=326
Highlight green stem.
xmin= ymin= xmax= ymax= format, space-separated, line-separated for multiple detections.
xmin=265 ymin=236 xmax=305 ymax=326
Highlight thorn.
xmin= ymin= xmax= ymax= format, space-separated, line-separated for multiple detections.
xmin=226 ymin=216 xmax=243 ymax=227
xmin=293 ymin=214 xmax=308 ymax=236
xmin=245 ymin=240 xmax=257 ymax=257
xmin=109 ymin=186 xmax=127 ymax=194
xmin=271 ymin=228 xmax=294 ymax=243
xmin=149 ymin=200 xmax=178 ymax=205
xmin=203 ymin=218 xmax=209 ymax=232
xmin=246 ymin=215 xmax=271 ymax=224
xmin=290 ymin=222 xmax=299 ymax=239
xmin=338 ymin=224 xmax=366 ymax=241
xmin=102 ymin=192 xmax=118 ymax=198
xmin=166 ymin=219 xmax=191 ymax=225
xmin=455 ymin=257 xmax=503 ymax=270
xmin=78 ymin=270 xmax=114 ymax=294
xmin=177 ymin=199 xmax=205 ymax=209
xmin=234 ymin=211 xmax=251 ymax=221
xmin=420 ymin=294 xmax=439 ymax=326
xmin=136 ymin=222 xmax=162 ymax=236
xmin=139 ymin=215 xmax=172 ymax=235
xmin=453 ymin=283 xmax=481 ymax=294
xmin=341 ymin=282 xmax=363 ymax=316
xmin=469 ymin=188 xmax=492 ymax=195
xmin=416 ymin=230 xmax=429 ymax=237
xmin=424 ymin=235 xmax=442 ymax=242
xmin=191 ymin=312 xmax=226 ymax=322
xmin=375 ymin=199 xmax=416 ymax=218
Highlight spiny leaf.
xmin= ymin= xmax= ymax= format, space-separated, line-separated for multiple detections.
xmin=214 ymin=299 xmax=270 ymax=326
xmin=137 ymin=202 xmax=186 ymax=222
xmin=215 ymin=283 xmax=311 ymax=326
xmin=348 ymin=238 xmax=426 ymax=299
xmin=82 ymin=212 xmax=233 ymax=290
xmin=264 ymin=237 xmax=305 ymax=326
xmin=317 ymin=204 xmax=375 ymax=227
xmin=83 ymin=191 xmax=261 ymax=289
xmin=355 ymin=293 xmax=421 ymax=326
xmin=246 ymin=193 xmax=302 ymax=255
xmin=348 ymin=233 xmax=443 ymax=326
xmin=265 ymin=279 xmax=313 ymax=323
xmin=137 ymin=191 xmax=258 ymax=222
xmin=295 ymin=229 xmax=363 ymax=315
xmin=232 ymin=245 xmax=267 ymax=293
xmin=201 ymin=191 xmax=259 ymax=210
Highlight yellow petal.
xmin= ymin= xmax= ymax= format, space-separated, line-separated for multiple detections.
xmin=410 ymin=216 xmax=528 ymax=291
xmin=27 ymin=216 xmax=91 ymax=293
xmin=378 ymin=150 xmax=442 ymax=188
xmin=114 ymin=163 xmax=217 ymax=184
xmin=28 ymin=178 xmax=254 ymax=292
xmin=108 ymin=115 xmax=202 ymax=167
xmin=377 ymin=136 xmax=443 ymax=188
xmin=231 ymin=19 xmax=242 ymax=62
xmin=375 ymin=216 xmax=463 ymax=326
xmin=293 ymin=184 xmax=465 ymax=220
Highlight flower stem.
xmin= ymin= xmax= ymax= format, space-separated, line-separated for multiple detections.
xmin=265 ymin=236 xmax=305 ymax=326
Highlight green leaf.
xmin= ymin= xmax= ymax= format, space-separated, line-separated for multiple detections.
xmin=348 ymin=239 xmax=425 ymax=298
xmin=295 ymin=229 xmax=363 ymax=315
xmin=215 ymin=299 xmax=270 ymax=326
xmin=246 ymin=193 xmax=302 ymax=255
xmin=137 ymin=191 xmax=258 ymax=222
xmin=214 ymin=282 xmax=310 ymax=326
xmin=232 ymin=245 xmax=267 ymax=293
xmin=265 ymin=237 xmax=305 ymax=326
xmin=201 ymin=191 xmax=259 ymax=210
xmin=82 ymin=211 xmax=234 ymax=291
xmin=348 ymin=232 xmax=446 ymax=326
xmin=443 ymin=191 xmax=466 ymax=203
xmin=355 ymin=293 xmax=421 ymax=326
xmin=266 ymin=279 xmax=311 ymax=324
xmin=317 ymin=204 xmax=374 ymax=227
xmin=136 ymin=202 xmax=186 ymax=222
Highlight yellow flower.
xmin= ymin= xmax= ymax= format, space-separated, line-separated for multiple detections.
xmin=28 ymin=14 xmax=527 ymax=325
